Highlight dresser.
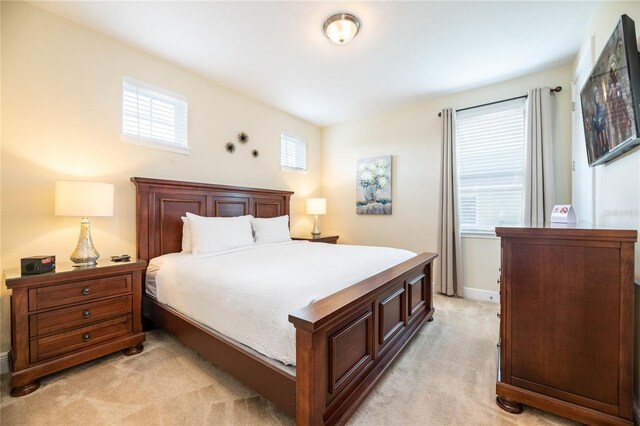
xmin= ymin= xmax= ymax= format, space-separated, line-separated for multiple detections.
xmin=5 ymin=260 xmax=146 ymax=396
xmin=495 ymin=225 xmax=636 ymax=425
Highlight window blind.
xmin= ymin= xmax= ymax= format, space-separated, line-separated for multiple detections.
xmin=122 ymin=77 xmax=189 ymax=153
xmin=281 ymin=132 xmax=307 ymax=170
xmin=455 ymin=98 xmax=526 ymax=233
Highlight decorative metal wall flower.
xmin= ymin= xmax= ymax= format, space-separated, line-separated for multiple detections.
xmin=225 ymin=142 xmax=236 ymax=153
xmin=238 ymin=132 xmax=249 ymax=144
xmin=252 ymin=149 xmax=259 ymax=157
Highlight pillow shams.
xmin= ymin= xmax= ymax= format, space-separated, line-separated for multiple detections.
xmin=251 ymin=215 xmax=291 ymax=244
xmin=181 ymin=217 xmax=192 ymax=253
xmin=186 ymin=213 xmax=254 ymax=254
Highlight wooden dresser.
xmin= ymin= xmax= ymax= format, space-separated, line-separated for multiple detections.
xmin=5 ymin=260 xmax=146 ymax=396
xmin=495 ymin=225 xmax=636 ymax=425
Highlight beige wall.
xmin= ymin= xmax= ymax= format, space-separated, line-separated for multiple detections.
xmin=460 ymin=237 xmax=500 ymax=299
xmin=575 ymin=0 xmax=640 ymax=412
xmin=322 ymin=64 xmax=573 ymax=295
xmin=0 ymin=2 xmax=322 ymax=352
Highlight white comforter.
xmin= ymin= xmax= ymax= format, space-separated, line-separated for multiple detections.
xmin=151 ymin=241 xmax=415 ymax=366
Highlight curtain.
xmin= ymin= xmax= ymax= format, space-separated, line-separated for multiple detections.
xmin=437 ymin=108 xmax=464 ymax=297
xmin=523 ymin=88 xmax=556 ymax=225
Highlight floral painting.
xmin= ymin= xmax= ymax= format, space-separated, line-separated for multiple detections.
xmin=356 ymin=155 xmax=392 ymax=215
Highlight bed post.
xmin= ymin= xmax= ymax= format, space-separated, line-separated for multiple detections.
xmin=295 ymin=328 xmax=326 ymax=426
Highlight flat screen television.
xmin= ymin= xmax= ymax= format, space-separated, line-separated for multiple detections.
xmin=580 ymin=14 xmax=640 ymax=166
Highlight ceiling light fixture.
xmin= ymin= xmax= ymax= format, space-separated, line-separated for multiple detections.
xmin=323 ymin=13 xmax=361 ymax=45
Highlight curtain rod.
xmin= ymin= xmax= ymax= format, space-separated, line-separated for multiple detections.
xmin=437 ymin=86 xmax=562 ymax=117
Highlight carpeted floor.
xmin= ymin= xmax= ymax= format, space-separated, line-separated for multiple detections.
xmin=0 ymin=294 xmax=578 ymax=425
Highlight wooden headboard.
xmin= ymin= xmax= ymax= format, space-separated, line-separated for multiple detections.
xmin=131 ymin=177 xmax=293 ymax=262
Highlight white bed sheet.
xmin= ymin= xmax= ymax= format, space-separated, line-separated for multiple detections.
xmin=148 ymin=241 xmax=415 ymax=366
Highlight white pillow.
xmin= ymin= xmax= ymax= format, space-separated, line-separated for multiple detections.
xmin=186 ymin=213 xmax=254 ymax=254
xmin=251 ymin=215 xmax=292 ymax=244
xmin=181 ymin=217 xmax=192 ymax=253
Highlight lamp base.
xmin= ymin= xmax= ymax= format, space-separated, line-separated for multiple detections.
xmin=311 ymin=215 xmax=321 ymax=238
xmin=71 ymin=261 xmax=98 ymax=268
xmin=70 ymin=217 xmax=100 ymax=267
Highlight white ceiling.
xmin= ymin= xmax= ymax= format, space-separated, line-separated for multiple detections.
xmin=30 ymin=1 xmax=597 ymax=127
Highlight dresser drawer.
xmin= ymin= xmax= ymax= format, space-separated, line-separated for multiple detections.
xmin=28 ymin=275 xmax=132 ymax=311
xmin=29 ymin=296 xmax=132 ymax=338
xmin=31 ymin=316 xmax=132 ymax=363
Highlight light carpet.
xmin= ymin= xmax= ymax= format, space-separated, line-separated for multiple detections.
xmin=0 ymin=294 xmax=577 ymax=425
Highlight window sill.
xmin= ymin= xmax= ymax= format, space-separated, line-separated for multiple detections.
xmin=280 ymin=166 xmax=308 ymax=174
xmin=461 ymin=232 xmax=499 ymax=240
xmin=121 ymin=135 xmax=191 ymax=155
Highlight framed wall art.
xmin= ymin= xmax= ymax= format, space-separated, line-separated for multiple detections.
xmin=356 ymin=155 xmax=392 ymax=215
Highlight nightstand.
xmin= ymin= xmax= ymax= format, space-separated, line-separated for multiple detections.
xmin=4 ymin=260 xmax=146 ymax=397
xmin=292 ymin=235 xmax=339 ymax=244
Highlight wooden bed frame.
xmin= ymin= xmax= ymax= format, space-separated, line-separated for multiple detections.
xmin=132 ymin=177 xmax=437 ymax=426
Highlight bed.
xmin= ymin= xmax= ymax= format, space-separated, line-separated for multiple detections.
xmin=132 ymin=177 xmax=437 ymax=426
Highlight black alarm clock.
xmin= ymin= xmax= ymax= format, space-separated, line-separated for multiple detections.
xmin=21 ymin=255 xmax=56 ymax=275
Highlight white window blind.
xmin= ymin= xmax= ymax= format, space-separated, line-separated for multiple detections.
xmin=455 ymin=97 xmax=526 ymax=233
xmin=281 ymin=132 xmax=307 ymax=171
xmin=122 ymin=76 xmax=189 ymax=154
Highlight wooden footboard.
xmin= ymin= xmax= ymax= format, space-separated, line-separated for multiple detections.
xmin=289 ymin=252 xmax=437 ymax=426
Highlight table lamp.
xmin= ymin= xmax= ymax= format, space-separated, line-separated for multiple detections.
xmin=306 ymin=198 xmax=326 ymax=237
xmin=55 ymin=181 xmax=114 ymax=266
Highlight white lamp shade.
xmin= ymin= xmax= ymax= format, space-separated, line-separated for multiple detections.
xmin=55 ymin=181 xmax=114 ymax=217
xmin=306 ymin=198 xmax=327 ymax=215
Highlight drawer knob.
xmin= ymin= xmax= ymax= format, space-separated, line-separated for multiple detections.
xmin=82 ymin=287 xmax=90 ymax=295
xmin=83 ymin=310 xmax=91 ymax=318
xmin=82 ymin=333 xmax=91 ymax=341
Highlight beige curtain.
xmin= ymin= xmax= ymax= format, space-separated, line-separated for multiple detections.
xmin=523 ymin=88 xmax=556 ymax=225
xmin=437 ymin=108 xmax=464 ymax=297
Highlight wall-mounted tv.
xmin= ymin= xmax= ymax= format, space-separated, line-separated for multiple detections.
xmin=580 ymin=14 xmax=640 ymax=167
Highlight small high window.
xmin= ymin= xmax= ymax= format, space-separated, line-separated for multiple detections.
xmin=280 ymin=132 xmax=307 ymax=171
xmin=121 ymin=77 xmax=189 ymax=154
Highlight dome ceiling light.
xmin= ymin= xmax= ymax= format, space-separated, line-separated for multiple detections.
xmin=323 ymin=13 xmax=361 ymax=45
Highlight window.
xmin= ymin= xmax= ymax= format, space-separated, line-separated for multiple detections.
xmin=456 ymin=97 xmax=526 ymax=234
xmin=121 ymin=76 xmax=189 ymax=154
xmin=280 ymin=132 xmax=307 ymax=171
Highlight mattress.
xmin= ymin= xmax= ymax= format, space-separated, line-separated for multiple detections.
xmin=147 ymin=241 xmax=415 ymax=366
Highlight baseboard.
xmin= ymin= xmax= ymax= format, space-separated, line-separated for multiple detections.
xmin=1 ymin=351 xmax=9 ymax=374
xmin=633 ymin=400 xmax=639 ymax=426
xmin=463 ymin=287 xmax=499 ymax=303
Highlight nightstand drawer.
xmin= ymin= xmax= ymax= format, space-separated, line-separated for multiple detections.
xmin=28 ymin=275 xmax=132 ymax=311
xmin=31 ymin=315 xmax=133 ymax=363
xmin=29 ymin=296 xmax=132 ymax=337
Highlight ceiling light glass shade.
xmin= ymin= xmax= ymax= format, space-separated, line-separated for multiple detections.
xmin=323 ymin=13 xmax=360 ymax=45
